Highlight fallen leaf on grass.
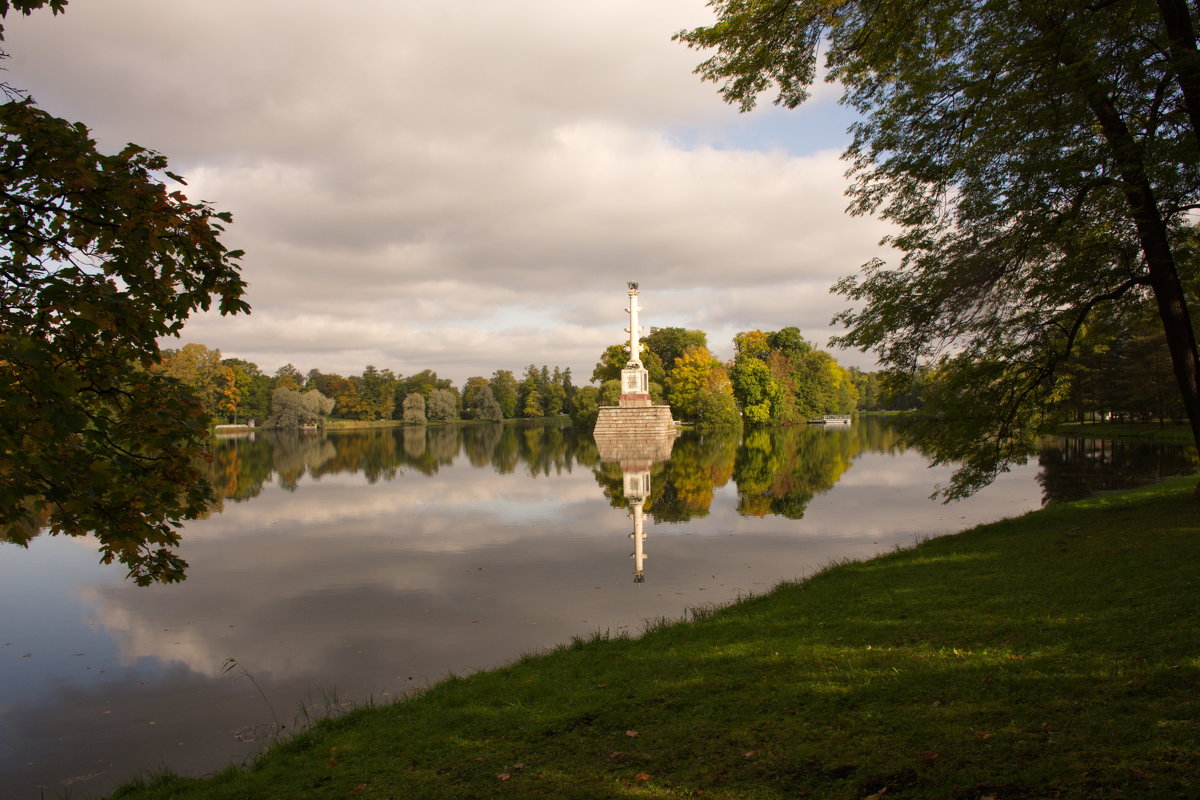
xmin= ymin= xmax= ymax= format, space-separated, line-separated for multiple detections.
xmin=497 ymin=773 xmax=511 ymax=781
xmin=635 ymin=772 xmax=651 ymax=781
xmin=625 ymin=730 xmax=639 ymax=738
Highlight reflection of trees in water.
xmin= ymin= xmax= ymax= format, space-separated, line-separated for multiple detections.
xmin=270 ymin=433 xmax=340 ymax=491
xmin=203 ymin=423 xmax=596 ymax=504
xmin=1037 ymin=437 xmax=1199 ymax=504
xmin=318 ymin=432 xmax=400 ymax=484
xmin=734 ymin=426 xmax=860 ymax=518
xmin=463 ymin=424 xmax=503 ymax=468
xmin=196 ymin=420 xmax=1198 ymax=522
xmin=648 ymin=429 xmax=738 ymax=522
xmin=591 ymin=428 xmax=738 ymax=522
xmin=522 ymin=425 xmax=572 ymax=477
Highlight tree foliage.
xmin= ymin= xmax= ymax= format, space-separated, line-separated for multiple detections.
xmin=668 ymin=345 xmax=741 ymax=427
xmin=402 ymin=392 xmax=426 ymax=424
xmin=265 ymin=388 xmax=333 ymax=429
xmin=679 ymin=0 xmax=1200 ymax=496
xmin=158 ymin=343 xmax=237 ymax=421
xmin=730 ymin=327 xmax=857 ymax=423
xmin=0 ymin=3 xmax=248 ymax=583
xmin=426 ymin=388 xmax=459 ymax=421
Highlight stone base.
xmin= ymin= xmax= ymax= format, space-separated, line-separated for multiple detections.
xmin=593 ymin=405 xmax=677 ymax=462
xmin=619 ymin=393 xmax=652 ymax=407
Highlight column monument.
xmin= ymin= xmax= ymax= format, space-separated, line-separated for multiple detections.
xmin=620 ymin=282 xmax=651 ymax=406
xmin=592 ymin=281 xmax=676 ymax=443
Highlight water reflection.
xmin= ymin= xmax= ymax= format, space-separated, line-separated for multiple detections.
xmin=594 ymin=426 xmax=675 ymax=582
xmin=1037 ymin=435 xmax=1198 ymax=504
xmin=1 ymin=419 xmax=1193 ymax=799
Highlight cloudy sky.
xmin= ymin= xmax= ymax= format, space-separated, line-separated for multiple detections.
xmin=6 ymin=0 xmax=894 ymax=385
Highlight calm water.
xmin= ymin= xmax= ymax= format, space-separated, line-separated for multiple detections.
xmin=1 ymin=419 xmax=1194 ymax=798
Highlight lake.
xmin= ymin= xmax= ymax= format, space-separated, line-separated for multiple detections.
xmin=1 ymin=418 xmax=1194 ymax=798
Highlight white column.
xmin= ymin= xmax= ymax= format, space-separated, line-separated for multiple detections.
xmin=625 ymin=287 xmax=642 ymax=365
xmin=629 ymin=500 xmax=647 ymax=582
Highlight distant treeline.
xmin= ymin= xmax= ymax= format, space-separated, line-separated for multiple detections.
xmin=158 ymin=327 xmax=911 ymax=429
xmin=162 ymin=320 xmax=1180 ymax=429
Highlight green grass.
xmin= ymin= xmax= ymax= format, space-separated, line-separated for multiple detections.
xmin=1053 ymin=420 xmax=1197 ymax=446
xmin=106 ymin=476 xmax=1199 ymax=799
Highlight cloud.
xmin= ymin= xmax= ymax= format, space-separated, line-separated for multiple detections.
xmin=5 ymin=0 xmax=892 ymax=382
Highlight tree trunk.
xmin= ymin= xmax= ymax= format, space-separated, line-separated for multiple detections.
xmin=1085 ymin=88 xmax=1200 ymax=494
xmin=1156 ymin=0 xmax=1200 ymax=145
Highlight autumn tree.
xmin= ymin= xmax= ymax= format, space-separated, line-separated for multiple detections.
xmin=0 ymin=2 xmax=248 ymax=583
xmin=359 ymin=365 xmax=397 ymax=420
xmin=679 ymin=0 xmax=1200 ymax=496
xmin=668 ymin=345 xmax=740 ymax=427
xmin=158 ymin=343 xmax=237 ymax=421
xmin=273 ymin=363 xmax=303 ymax=391
xmin=644 ymin=327 xmax=708 ymax=381
xmin=224 ymin=358 xmax=272 ymax=423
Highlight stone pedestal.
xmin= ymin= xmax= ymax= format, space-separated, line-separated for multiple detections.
xmin=593 ymin=405 xmax=676 ymax=450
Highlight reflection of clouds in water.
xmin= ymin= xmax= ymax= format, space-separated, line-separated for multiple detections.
xmin=80 ymin=475 xmax=633 ymax=681
xmin=188 ymin=464 xmax=600 ymax=542
xmin=77 ymin=449 xmax=1045 ymax=687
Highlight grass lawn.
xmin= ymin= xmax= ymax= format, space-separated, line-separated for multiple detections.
xmin=109 ymin=476 xmax=1199 ymax=800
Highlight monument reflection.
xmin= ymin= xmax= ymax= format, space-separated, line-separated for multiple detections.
xmin=594 ymin=427 xmax=675 ymax=582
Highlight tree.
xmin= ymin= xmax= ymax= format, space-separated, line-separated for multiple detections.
xmin=273 ymin=363 xmax=303 ymax=391
xmin=570 ymin=385 xmax=601 ymax=428
xmin=359 ymin=365 xmax=397 ymax=420
xmin=224 ymin=358 xmax=272 ymax=423
xmin=402 ymin=392 xmax=426 ymax=424
xmin=0 ymin=4 xmax=248 ymax=583
xmin=679 ymin=0 xmax=1200 ymax=496
xmin=469 ymin=384 xmax=504 ymax=422
xmin=489 ymin=370 xmax=518 ymax=419
xmin=461 ymin=376 xmax=491 ymax=419
xmin=592 ymin=343 xmax=665 ymax=386
xmin=730 ymin=356 xmax=780 ymax=424
xmin=644 ymin=327 xmax=708 ymax=379
xmin=265 ymin=388 xmax=334 ymax=429
xmin=158 ymin=343 xmax=237 ymax=421
xmin=668 ymin=345 xmax=740 ymax=426
xmin=426 ymin=388 xmax=459 ymax=421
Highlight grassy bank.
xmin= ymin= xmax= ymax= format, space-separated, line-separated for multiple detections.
xmin=109 ymin=477 xmax=1199 ymax=800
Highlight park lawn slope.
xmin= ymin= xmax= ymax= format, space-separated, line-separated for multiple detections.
xmin=110 ymin=476 xmax=1199 ymax=800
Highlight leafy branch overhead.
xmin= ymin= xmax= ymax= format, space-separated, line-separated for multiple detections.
xmin=679 ymin=0 xmax=1200 ymax=497
xmin=0 ymin=9 xmax=248 ymax=583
